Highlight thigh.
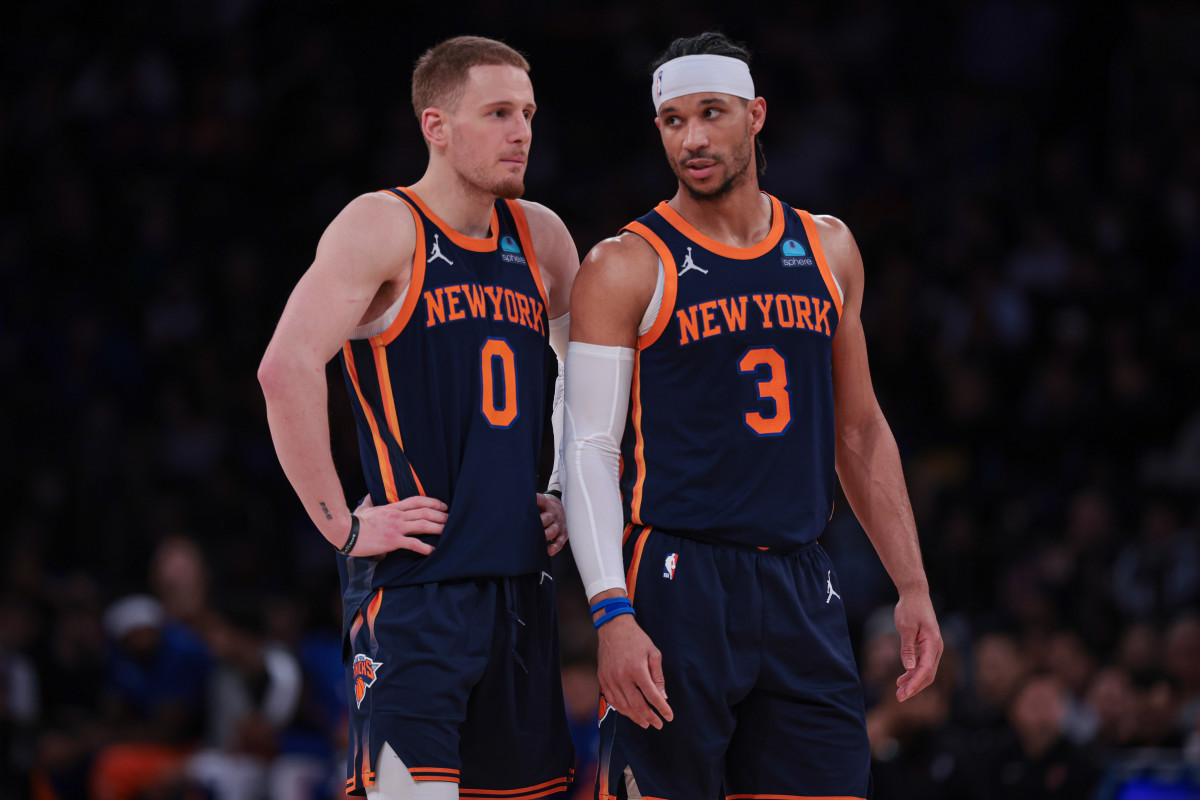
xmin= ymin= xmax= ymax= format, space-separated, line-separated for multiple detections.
xmin=345 ymin=582 xmax=493 ymax=795
xmin=725 ymin=546 xmax=870 ymax=798
xmin=598 ymin=529 xmax=758 ymax=800
xmin=459 ymin=572 xmax=575 ymax=797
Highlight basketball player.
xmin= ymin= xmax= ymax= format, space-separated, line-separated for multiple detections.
xmin=259 ymin=36 xmax=578 ymax=799
xmin=563 ymin=33 xmax=943 ymax=799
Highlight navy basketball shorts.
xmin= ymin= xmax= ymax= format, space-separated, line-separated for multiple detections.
xmin=344 ymin=573 xmax=575 ymax=797
xmin=597 ymin=527 xmax=871 ymax=800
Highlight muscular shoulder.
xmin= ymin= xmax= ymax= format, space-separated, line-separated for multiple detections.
xmin=516 ymin=199 xmax=579 ymax=317
xmin=810 ymin=213 xmax=864 ymax=305
xmin=570 ymin=231 xmax=659 ymax=345
xmin=316 ymin=191 xmax=417 ymax=278
xmin=516 ymin=199 xmax=569 ymax=240
xmin=583 ymin=230 xmax=659 ymax=283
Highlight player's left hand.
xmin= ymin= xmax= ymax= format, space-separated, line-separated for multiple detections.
xmin=538 ymin=493 xmax=567 ymax=556
xmin=894 ymin=590 xmax=943 ymax=702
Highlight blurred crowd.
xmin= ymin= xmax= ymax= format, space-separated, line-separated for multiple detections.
xmin=2 ymin=1 xmax=1198 ymax=798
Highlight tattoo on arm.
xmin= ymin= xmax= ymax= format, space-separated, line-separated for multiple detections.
xmin=319 ymin=502 xmax=333 ymax=521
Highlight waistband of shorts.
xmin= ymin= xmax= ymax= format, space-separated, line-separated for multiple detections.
xmin=640 ymin=526 xmax=822 ymax=556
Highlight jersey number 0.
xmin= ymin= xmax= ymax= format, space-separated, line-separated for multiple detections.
xmin=481 ymin=338 xmax=518 ymax=428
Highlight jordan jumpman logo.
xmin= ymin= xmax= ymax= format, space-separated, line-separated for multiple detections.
xmin=826 ymin=571 xmax=841 ymax=604
xmin=428 ymin=233 xmax=453 ymax=265
xmin=677 ymin=246 xmax=708 ymax=276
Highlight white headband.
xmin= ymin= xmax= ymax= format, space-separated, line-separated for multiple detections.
xmin=652 ymin=54 xmax=755 ymax=112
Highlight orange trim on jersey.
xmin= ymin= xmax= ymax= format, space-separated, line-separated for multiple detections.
xmin=409 ymin=767 xmax=462 ymax=783
xmin=460 ymin=775 xmax=573 ymax=797
xmin=622 ymin=221 xmax=678 ymax=351
xmin=409 ymin=768 xmax=461 ymax=775
xmin=625 ymin=526 xmax=652 ymax=603
xmin=505 ymin=199 xmax=550 ymax=311
xmin=726 ymin=795 xmax=866 ymax=800
xmin=361 ymin=739 xmax=374 ymax=786
xmin=342 ymin=343 xmax=401 ymax=503
xmin=461 ymin=786 xmax=571 ymax=799
xmin=629 ymin=352 xmax=647 ymax=524
xmin=622 ymin=523 xmax=635 ymax=546
xmin=796 ymin=209 xmax=844 ymax=321
xmin=397 ymin=187 xmax=499 ymax=252
xmin=375 ymin=195 xmax=427 ymax=346
xmin=369 ymin=336 xmax=427 ymax=496
xmin=365 ymin=588 xmax=384 ymax=634
xmin=655 ymin=194 xmax=785 ymax=260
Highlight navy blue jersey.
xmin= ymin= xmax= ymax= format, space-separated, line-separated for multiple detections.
xmin=338 ymin=187 xmax=551 ymax=628
xmin=619 ymin=195 xmax=843 ymax=550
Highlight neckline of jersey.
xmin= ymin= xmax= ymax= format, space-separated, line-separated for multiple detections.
xmin=398 ymin=187 xmax=499 ymax=252
xmin=654 ymin=193 xmax=784 ymax=260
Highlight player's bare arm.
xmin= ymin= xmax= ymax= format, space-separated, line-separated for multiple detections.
xmin=522 ymin=200 xmax=582 ymax=556
xmin=258 ymin=193 xmax=448 ymax=557
xmin=566 ymin=232 xmax=674 ymax=729
xmin=819 ymin=214 xmax=943 ymax=702
xmin=570 ymin=233 xmax=657 ymax=346
xmin=521 ymin=199 xmax=579 ymax=320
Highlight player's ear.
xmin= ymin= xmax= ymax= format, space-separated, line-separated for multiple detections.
xmin=422 ymin=108 xmax=448 ymax=148
xmin=747 ymin=97 xmax=766 ymax=137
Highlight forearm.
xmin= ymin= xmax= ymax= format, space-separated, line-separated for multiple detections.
xmin=565 ymin=425 xmax=626 ymax=601
xmin=260 ymin=360 xmax=353 ymax=547
xmin=563 ymin=342 xmax=634 ymax=601
xmin=836 ymin=413 xmax=928 ymax=596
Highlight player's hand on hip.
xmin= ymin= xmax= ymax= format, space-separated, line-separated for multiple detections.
xmin=537 ymin=492 xmax=568 ymax=556
xmin=352 ymin=495 xmax=448 ymax=557
xmin=894 ymin=590 xmax=943 ymax=702
xmin=596 ymin=615 xmax=674 ymax=730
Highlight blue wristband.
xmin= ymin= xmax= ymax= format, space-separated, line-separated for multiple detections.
xmin=590 ymin=597 xmax=636 ymax=630
xmin=590 ymin=597 xmax=632 ymax=615
xmin=593 ymin=607 xmax=635 ymax=629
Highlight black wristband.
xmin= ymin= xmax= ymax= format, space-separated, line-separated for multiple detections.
xmin=338 ymin=514 xmax=360 ymax=555
xmin=544 ymin=488 xmax=562 ymax=500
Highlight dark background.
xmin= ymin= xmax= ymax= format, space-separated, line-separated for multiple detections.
xmin=2 ymin=1 xmax=1199 ymax=799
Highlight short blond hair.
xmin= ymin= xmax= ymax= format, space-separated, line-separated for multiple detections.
xmin=411 ymin=36 xmax=530 ymax=118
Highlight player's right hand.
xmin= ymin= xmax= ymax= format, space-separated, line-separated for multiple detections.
xmin=596 ymin=615 xmax=674 ymax=730
xmin=350 ymin=495 xmax=448 ymax=557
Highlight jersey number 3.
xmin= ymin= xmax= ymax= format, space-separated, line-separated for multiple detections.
xmin=739 ymin=346 xmax=791 ymax=436
xmin=481 ymin=338 xmax=518 ymax=428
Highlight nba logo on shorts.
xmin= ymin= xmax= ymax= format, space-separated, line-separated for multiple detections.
xmin=352 ymin=653 xmax=383 ymax=709
xmin=663 ymin=553 xmax=678 ymax=580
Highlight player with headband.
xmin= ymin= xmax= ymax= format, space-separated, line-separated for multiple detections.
xmin=564 ymin=32 xmax=943 ymax=799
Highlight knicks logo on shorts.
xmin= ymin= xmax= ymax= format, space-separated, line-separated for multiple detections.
xmin=352 ymin=653 xmax=383 ymax=709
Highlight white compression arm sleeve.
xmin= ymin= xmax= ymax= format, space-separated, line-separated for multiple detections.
xmin=545 ymin=314 xmax=569 ymax=495
xmin=563 ymin=341 xmax=635 ymax=599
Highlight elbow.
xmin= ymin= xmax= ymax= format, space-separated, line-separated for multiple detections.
xmin=257 ymin=349 xmax=306 ymax=401
xmin=257 ymin=353 xmax=282 ymax=398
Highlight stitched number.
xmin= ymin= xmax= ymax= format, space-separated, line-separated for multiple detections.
xmin=481 ymin=338 xmax=518 ymax=427
xmin=738 ymin=347 xmax=791 ymax=436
